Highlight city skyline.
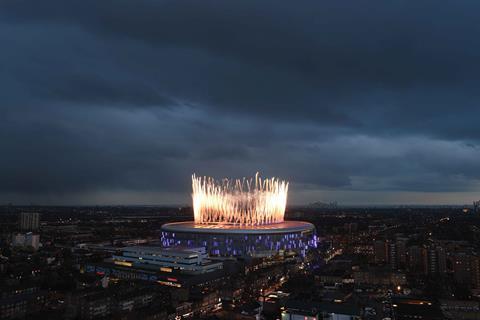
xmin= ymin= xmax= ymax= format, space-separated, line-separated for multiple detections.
xmin=2 ymin=2 xmax=480 ymax=319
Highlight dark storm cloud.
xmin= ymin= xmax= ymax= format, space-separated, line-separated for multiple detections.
xmin=1 ymin=0 xmax=480 ymax=204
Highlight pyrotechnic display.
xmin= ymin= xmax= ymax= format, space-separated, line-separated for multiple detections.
xmin=192 ymin=173 xmax=289 ymax=226
xmin=162 ymin=173 xmax=315 ymax=257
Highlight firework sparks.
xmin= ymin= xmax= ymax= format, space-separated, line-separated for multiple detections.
xmin=192 ymin=173 xmax=289 ymax=226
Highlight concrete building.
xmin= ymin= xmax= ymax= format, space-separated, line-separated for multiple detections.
xmin=161 ymin=220 xmax=316 ymax=258
xmin=388 ymin=242 xmax=397 ymax=270
xmin=471 ymin=256 xmax=480 ymax=290
xmin=0 ymin=292 xmax=46 ymax=319
xmin=435 ymin=247 xmax=447 ymax=274
xmin=12 ymin=233 xmax=25 ymax=247
xmin=440 ymin=299 xmax=480 ymax=319
xmin=19 ymin=212 xmax=39 ymax=231
xmin=451 ymin=252 xmax=480 ymax=289
xmin=79 ymin=293 xmax=112 ymax=320
xmin=354 ymin=269 xmax=406 ymax=286
xmin=392 ymin=298 xmax=443 ymax=320
xmin=281 ymin=300 xmax=361 ymax=320
xmin=453 ymin=253 xmax=473 ymax=285
xmin=473 ymin=200 xmax=480 ymax=214
xmin=425 ymin=246 xmax=447 ymax=275
xmin=396 ymin=238 xmax=408 ymax=268
xmin=25 ymin=233 xmax=40 ymax=250
xmin=375 ymin=239 xmax=403 ymax=270
xmin=408 ymin=245 xmax=426 ymax=274
xmin=111 ymin=246 xmax=223 ymax=275
xmin=374 ymin=240 xmax=387 ymax=264
xmin=12 ymin=232 xmax=40 ymax=250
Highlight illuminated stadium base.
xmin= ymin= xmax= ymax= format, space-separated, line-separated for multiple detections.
xmin=161 ymin=221 xmax=317 ymax=258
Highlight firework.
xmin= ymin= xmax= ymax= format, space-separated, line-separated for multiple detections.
xmin=192 ymin=173 xmax=289 ymax=226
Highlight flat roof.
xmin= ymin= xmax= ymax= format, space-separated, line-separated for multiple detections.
xmin=161 ymin=220 xmax=315 ymax=235
xmin=285 ymin=300 xmax=361 ymax=316
xmin=122 ymin=246 xmax=205 ymax=255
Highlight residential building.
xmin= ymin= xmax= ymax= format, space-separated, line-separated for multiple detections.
xmin=19 ymin=212 xmax=39 ymax=231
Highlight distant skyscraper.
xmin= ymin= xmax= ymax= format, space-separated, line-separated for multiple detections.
xmin=20 ymin=212 xmax=39 ymax=231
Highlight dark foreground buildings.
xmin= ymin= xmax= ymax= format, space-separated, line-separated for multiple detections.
xmin=1 ymin=205 xmax=480 ymax=319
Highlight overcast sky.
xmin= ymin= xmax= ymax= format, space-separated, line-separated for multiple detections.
xmin=1 ymin=0 xmax=480 ymax=205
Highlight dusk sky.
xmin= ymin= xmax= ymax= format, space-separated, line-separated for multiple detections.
xmin=1 ymin=0 xmax=480 ymax=205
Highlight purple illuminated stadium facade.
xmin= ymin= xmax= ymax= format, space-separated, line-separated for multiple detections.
xmin=161 ymin=220 xmax=317 ymax=258
xmin=162 ymin=174 xmax=317 ymax=257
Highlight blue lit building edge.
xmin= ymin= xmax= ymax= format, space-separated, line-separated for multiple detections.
xmin=161 ymin=221 xmax=317 ymax=258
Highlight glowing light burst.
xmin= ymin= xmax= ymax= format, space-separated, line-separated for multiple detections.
xmin=192 ymin=173 xmax=289 ymax=226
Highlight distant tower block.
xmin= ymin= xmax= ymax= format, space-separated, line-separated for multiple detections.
xmin=20 ymin=212 xmax=40 ymax=231
xmin=474 ymin=200 xmax=480 ymax=214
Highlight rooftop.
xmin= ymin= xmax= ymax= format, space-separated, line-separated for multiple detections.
xmin=161 ymin=220 xmax=314 ymax=235
xmin=122 ymin=246 xmax=206 ymax=257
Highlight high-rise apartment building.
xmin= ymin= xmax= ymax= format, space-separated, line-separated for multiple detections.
xmin=453 ymin=253 xmax=472 ymax=285
xmin=388 ymin=242 xmax=397 ymax=270
xmin=374 ymin=240 xmax=387 ymax=264
xmin=396 ymin=239 xmax=407 ymax=268
xmin=19 ymin=212 xmax=39 ymax=231
xmin=374 ymin=239 xmax=406 ymax=270
xmin=408 ymin=245 xmax=426 ymax=274
xmin=471 ymin=256 xmax=480 ymax=290
xmin=436 ymin=247 xmax=447 ymax=274
xmin=408 ymin=245 xmax=447 ymax=275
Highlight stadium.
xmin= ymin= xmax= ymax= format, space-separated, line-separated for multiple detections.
xmin=161 ymin=174 xmax=316 ymax=257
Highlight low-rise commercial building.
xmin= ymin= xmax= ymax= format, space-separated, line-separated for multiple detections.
xmin=111 ymin=246 xmax=223 ymax=275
